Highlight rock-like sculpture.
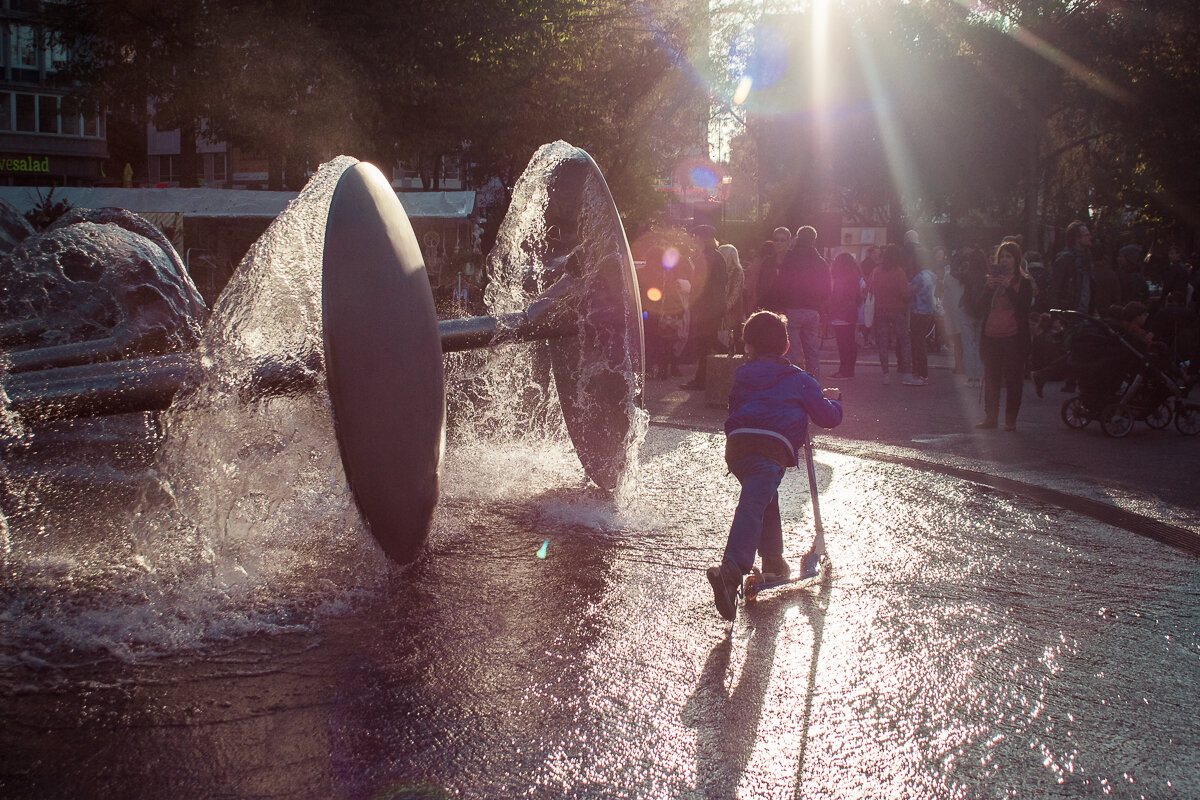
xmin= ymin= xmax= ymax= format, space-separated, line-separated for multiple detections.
xmin=0 ymin=198 xmax=35 ymax=255
xmin=1 ymin=208 xmax=205 ymax=359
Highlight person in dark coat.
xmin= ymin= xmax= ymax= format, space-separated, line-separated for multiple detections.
xmin=1116 ymin=244 xmax=1148 ymax=304
xmin=1148 ymin=291 xmax=1199 ymax=364
xmin=770 ymin=225 xmax=831 ymax=379
xmin=1050 ymin=221 xmax=1094 ymax=313
xmin=1162 ymin=245 xmax=1191 ymax=303
xmin=751 ymin=240 xmax=780 ymax=315
xmin=828 ymin=252 xmax=863 ymax=378
xmin=1091 ymin=239 xmax=1120 ymax=315
xmin=681 ymin=224 xmax=727 ymax=390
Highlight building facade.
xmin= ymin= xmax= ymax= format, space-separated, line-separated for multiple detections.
xmin=0 ymin=0 xmax=107 ymax=187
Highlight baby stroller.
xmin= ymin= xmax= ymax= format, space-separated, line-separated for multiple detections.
xmin=1052 ymin=310 xmax=1200 ymax=437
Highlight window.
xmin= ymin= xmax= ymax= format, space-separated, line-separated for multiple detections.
xmin=159 ymin=155 xmax=177 ymax=183
xmin=61 ymin=109 xmax=78 ymax=135
xmin=15 ymin=93 xmax=35 ymax=132
xmin=82 ymin=114 xmax=97 ymax=137
xmin=44 ymin=38 xmax=69 ymax=73
xmin=37 ymin=95 xmax=57 ymax=133
xmin=10 ymin=25 xmax=37 ymax=69
xmin=0 ymin=93 xmax=9 ymax=131
xmin=211 ymin=152 xmax=227 ymax=182
xmin=442 ymin=154 xmax=461 ymax=182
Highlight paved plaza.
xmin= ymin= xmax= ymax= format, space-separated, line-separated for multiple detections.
xmin=647 ymin=337 xmax=1200 ymax=547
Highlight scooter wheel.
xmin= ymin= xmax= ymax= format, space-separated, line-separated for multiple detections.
xmin=1100 ymin=403 xmax=1134 ymax=438
xmin=1145 ymin=402 xmax=1172 ymax=429
xmin=1061 ymin=396 xmax=1090 ymax=429
xmin=1175 ymin=403 xmax=1200 ymax=436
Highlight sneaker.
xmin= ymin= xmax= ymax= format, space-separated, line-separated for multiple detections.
xmin=680 ymin=380 xmax=704 ymax=390
xmin=706 ymin=560 xmax=742 ymax=622
xmin=798 ymin=550 xmax=824 ymax=580
xmin=760 ymin=555 xmax=790 ymax=580
xmin=902 ymin=375 xmax=927 ymax=386
xmin=1033 ymin=371 xmax=1046 ymax=399
xmin=975 ymin=418 xmax=998 ymax=430
xmin=881 ymin=373 xmax=891 ymax=385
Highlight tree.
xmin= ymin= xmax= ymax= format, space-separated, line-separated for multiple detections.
xmin=709 ymin=0 xmax=1200 ymax=249
xmin=44 ymin=0 xmax=710 ymax=220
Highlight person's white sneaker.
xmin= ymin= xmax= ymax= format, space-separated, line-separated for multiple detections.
xmin=902 ymin=375 xmax=926 ymax=386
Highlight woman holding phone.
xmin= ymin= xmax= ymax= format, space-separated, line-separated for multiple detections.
xmin=976 ymin=241 xmax=1034 ymax=430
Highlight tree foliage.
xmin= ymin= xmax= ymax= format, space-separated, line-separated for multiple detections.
xmin=42 ymin=0 xmax=1200 ymax=242
xmin=720 ymin=0 xmax=1200 ymax=245
xmin=42 ymin=0 xmax=707 ymax=221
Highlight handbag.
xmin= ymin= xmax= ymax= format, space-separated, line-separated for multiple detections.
xmin=862 ymin=291 xmax=876 ymax=327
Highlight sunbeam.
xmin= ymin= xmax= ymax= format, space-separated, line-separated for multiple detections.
xmin=852 ymin=25 xmax=927 ymax=225
xmin=956 ymin=0 xmax=1133 ymax=103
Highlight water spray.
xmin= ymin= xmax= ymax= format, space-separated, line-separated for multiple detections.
xmin=4 ymin=144 xmax=645 ymax=566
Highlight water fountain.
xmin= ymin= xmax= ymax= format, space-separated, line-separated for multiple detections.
xmin=2 ymin=145 xmax=1195 ymax=799
xmin=3 ymin=142 xmax=645 ymax=565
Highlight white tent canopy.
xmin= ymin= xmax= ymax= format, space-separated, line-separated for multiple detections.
xmin=0 ymin=186 xmax=475 ymax=220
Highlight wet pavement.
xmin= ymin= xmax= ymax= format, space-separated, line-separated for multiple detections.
xmin=2 ymin=341 xmax=1198 ymax=799
xmin=650 ymin=340 xmax=1200 ymax=543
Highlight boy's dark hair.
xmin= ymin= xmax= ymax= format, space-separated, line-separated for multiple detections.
xmin=742 ymin=310 xmax=789 ymax=355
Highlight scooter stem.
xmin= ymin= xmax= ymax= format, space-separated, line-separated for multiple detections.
xmin=803 ymin=429 xmax=825 ymax=556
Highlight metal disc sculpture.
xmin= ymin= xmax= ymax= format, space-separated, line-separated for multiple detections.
xmin=321 ymin=162 xmax=447 ymax=564
xmin=322 ymin=145 xmax=643 ymax=562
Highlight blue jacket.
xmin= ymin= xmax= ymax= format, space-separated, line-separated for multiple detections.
xmin=724 ymin=355 xmax=843 ymax=465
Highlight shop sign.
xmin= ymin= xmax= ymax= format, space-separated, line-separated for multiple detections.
xmin=1 ymin=155 xmax=50 ymax=173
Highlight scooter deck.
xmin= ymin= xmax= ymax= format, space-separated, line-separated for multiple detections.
xmin=743 ymin=555 xmax=829 ymax=602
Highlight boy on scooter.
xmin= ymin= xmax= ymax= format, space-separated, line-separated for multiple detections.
xmin=707 ymin=310 xmax=843 ymax=621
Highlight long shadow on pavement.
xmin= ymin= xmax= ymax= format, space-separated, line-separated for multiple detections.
xmin=681 ymin=576 xmax=832 ymax=799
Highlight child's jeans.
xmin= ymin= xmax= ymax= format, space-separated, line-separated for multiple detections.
xmin=724 ymin=456 xmax=786 ymax=573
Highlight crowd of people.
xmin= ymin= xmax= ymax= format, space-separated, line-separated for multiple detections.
xmin=637 ymin=220 xmax=1200 ymax=431
xmin=643 ymin=221 xmax=1200 ymax=619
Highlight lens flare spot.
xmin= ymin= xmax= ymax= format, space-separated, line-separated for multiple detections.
xmin=646 ymin=287 xmax=663 ymax=303
xmin=733 ymin=76 xmax=753 ymax=106
xmin=663 ymin=248 xmax=680 ymax=270
xmin=689 ymin=166 xmax=719 ymax=190
xmin=536 ymin=540 xmax=549 ymax=559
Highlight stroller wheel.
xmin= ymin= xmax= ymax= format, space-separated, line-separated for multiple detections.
xmin=1060 ymin=397 xmax=1090 ymax=429
xmin=1175 ymin=404 xmax=1200 ymax=436
xmin=1100 ymin=403 xmax=1134 ymax=438
xmin=1145 ymin=402 xmax=1172 ymax=430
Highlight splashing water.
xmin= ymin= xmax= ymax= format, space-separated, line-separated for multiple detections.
xmin=0 ymin=158 xmax=388 ymax=664
xmin=0 ymin=147 xmax=645 ymax=665
xmin=450 ymin=141 xmax=647 ymax=504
